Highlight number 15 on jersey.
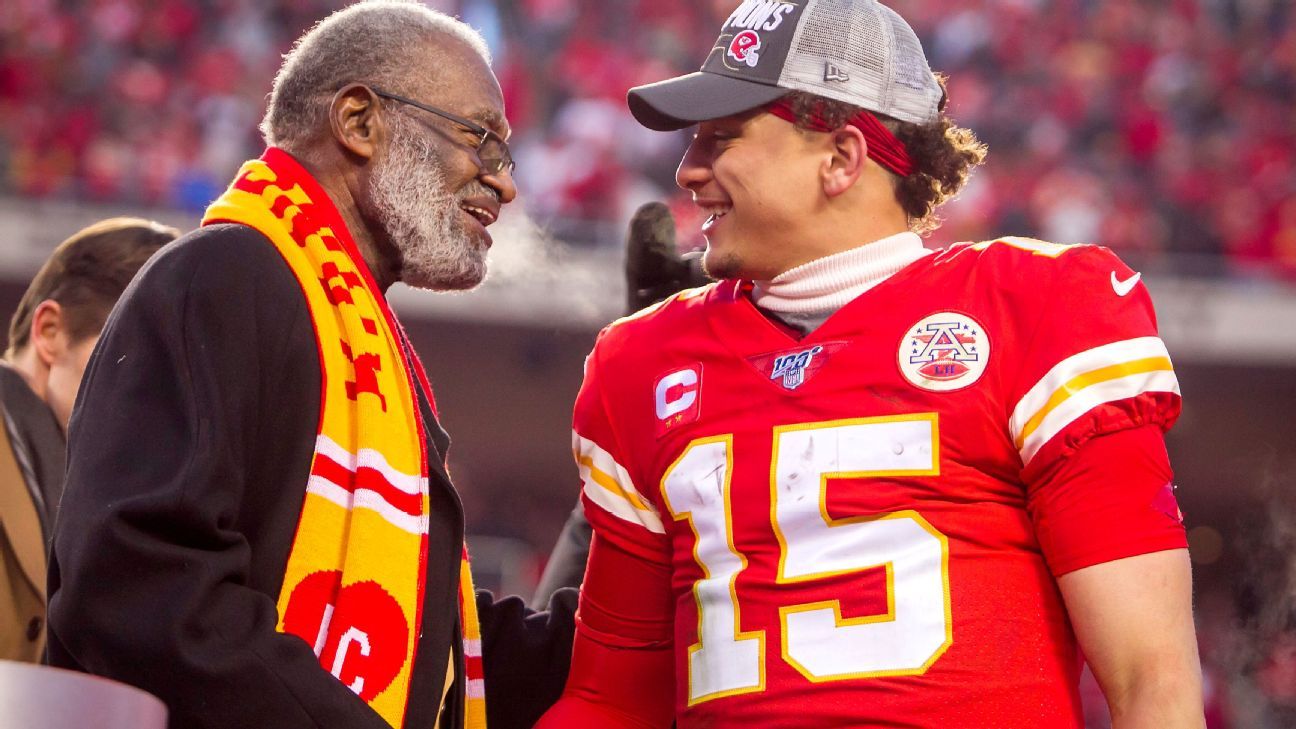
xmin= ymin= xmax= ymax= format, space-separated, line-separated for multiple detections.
xmin=660 ymin=414 xmax=952 ymax=706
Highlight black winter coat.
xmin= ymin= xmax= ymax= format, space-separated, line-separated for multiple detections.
xmin=47 ymin=224 xmax=574 ymax=729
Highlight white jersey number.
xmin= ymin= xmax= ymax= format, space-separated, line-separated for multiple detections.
xmin=661 ymin=416 xmax=951 ymax=705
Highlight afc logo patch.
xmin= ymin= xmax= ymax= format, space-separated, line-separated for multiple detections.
xmin=899 ymin=312 xmax=990 ymax=392
xmin=654 ymin=366 xmax=702 ymax=437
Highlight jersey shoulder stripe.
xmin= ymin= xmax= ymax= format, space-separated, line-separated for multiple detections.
xmin=573 ymin=430 xmax=665 ymax=534
xmin=605 ymin=282 xmax=719 ymax=334
xmin=610 ymin=282 xmax=717 ymax=326
xmin=968 ymin=236 xmax=1084 ymax=259
xmin=1010 ymin=336 xmax=1179 ymax=465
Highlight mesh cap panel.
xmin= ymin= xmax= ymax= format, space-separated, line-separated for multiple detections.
xmin=779 ymin=0 xmax=942 ymax=124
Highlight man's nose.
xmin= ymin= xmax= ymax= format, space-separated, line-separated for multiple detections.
xmin=484 ymin=168 xmax=517 ymax=204
xmin=675 ymin=137 xmax=712 ymax=192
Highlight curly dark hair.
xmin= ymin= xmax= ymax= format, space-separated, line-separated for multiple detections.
xmin=784 ymin=75 xmax=987 ymax=234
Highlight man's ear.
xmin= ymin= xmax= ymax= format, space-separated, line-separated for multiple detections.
xmin=329 ymin=83 xmax=384 ymax=162
xmin=29 ymin=300 xmax=66 ymax=367
xmin=821 ymin=125 xmax=867 ymax=198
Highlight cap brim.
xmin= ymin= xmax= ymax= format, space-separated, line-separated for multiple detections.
xmin=627 ymin=72 xmax=789 ymax=131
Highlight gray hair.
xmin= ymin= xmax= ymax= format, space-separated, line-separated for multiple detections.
xmin=261 ymin=0 xmax=491 ymax=149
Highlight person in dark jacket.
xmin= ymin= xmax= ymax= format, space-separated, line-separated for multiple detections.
xmin=46 ymin=2 xmax=574 ymax=728
xmin=1 ymin=217 xmax=175 ymax=663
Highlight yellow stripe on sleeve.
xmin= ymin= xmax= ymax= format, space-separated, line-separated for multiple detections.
xmin=1015 ymin=356 xmax=1174 ymax=449
xmin=578 ymin=454 xmax=652 ymax=512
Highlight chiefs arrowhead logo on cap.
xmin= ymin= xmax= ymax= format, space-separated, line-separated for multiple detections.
xmin=727 ymin=30 xmax=762 ymax=67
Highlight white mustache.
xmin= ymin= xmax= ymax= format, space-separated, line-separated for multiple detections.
xmin=458 ymin=182 xmax=498 ymax=204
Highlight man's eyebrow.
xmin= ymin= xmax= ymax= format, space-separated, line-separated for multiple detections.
xmin=468 ymin=108 xmax=509 ymax=138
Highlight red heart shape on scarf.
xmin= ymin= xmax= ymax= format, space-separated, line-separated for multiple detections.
xmin=282 ymin=569 xmax=411 ymax=701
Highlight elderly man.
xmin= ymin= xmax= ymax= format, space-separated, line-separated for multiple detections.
xmin=46 ymin=3 xmax=572 ymax=728
xmin=539 ymin=1 xmax=1203 ymax=727
xmin=1 ymin=218 xmax=175 ymax=663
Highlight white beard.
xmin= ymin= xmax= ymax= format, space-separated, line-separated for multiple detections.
xmin=368 ymin=115 xmax=488 ymax=291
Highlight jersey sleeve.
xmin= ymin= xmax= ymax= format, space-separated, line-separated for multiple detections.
xmin=1003 ymin=243 xmax=1187 ymax=574
xmin=1006 ymin=244 xmax=1181 ymax=479
xmin=1027 ymin=425 xmax=1187 ymax=576
xmin=535 ymin=534 xmax=674 ymax=729
xmin=573 ymin=329 xmax=672 ymax=566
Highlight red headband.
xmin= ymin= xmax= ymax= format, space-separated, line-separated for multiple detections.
xmin=766 ymin=98 xmax=915 ymax=177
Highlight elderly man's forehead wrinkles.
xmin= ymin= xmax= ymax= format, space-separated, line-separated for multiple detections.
xmin=408 ymin=42 xmax=509 ymax=137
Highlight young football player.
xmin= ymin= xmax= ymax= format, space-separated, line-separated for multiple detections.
xmin=538 ymin=1 xmax=1203 ymax=726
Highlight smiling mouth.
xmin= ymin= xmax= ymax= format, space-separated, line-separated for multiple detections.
xmin=460 ymin=203 xmax=497 ymax=226
xmin=701 ymin=205 xmax=730 ymax=232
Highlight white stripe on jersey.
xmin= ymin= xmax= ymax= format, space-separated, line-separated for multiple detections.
xmin=1010 ymin=337 xmax=1179 ymax=465
xmin=573 ymin=431 xmax=665 ymax=534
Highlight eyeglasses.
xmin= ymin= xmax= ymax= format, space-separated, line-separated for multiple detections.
xmin=371 ymin=87 xmax=515 ymax=176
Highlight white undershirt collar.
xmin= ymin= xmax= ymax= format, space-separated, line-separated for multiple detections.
xmin=752 ymin=231 xmax=931 ymax=315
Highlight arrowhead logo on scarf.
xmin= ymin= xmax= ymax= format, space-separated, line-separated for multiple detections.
xmin=202 ymin=149 xmax=487 ymax=729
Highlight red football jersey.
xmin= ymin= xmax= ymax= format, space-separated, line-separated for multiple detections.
xmin=573 ymin=238 xmax=1185 ymax=727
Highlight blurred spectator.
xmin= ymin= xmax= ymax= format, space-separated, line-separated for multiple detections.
xmin=0 ymin=0 xmax=1292 ymax=268
xmin=0 ymin=217 xmax=175 ymax=663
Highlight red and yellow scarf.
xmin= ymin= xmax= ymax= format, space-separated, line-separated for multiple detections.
xmin=202 ymin=148 xmax=486 ymax=729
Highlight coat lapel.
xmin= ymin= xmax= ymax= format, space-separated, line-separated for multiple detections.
xmin=0 ymin=415 xmax=46 ymax=602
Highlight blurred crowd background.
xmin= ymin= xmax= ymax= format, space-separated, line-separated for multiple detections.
xmin=1 ymin=1 xmax=1295 ymax=727
xmin=3 ymin=0 xmax=1295 ymax=276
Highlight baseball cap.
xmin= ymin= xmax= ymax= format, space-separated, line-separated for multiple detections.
xmin=627 ymin=0 xmax=944 ymax=131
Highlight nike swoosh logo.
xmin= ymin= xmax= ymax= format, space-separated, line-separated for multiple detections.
xmin=1111 ymin=271 xmax=1142 ymax=297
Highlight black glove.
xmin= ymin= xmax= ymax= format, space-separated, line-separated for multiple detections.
xmin=625 ymin=202 xmax=711 ymax=313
